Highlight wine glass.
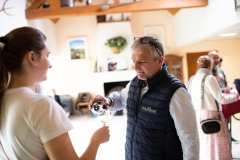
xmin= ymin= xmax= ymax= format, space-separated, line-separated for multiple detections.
xmin=91 ymin=101 xmax=113 ymax=125
xmin=97 ymin=110 xmax=113 ymax=126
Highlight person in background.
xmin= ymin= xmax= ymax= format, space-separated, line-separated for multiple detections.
xmin=0 ymin=26 xmax=110 ymax=160
xmin=89 ymin=35 xmax=199 ymax=160
xmin=208 ymin=51 xmax=231 ymax=93
xmin=188 ymin=55 xmax=238 ymax=159
xmin=218 ymin=57 xmax=222 ymax=68
xmin=208 ymin=50 xmax=239 ymax=144
xmin=49 ymin=88 xmax=62 ymax=106
xmin=217 ymin=57 xmax=232 ymax=89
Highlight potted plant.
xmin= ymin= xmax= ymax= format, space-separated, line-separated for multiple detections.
xmin=105 ymin=36 xmax=127 ymax=54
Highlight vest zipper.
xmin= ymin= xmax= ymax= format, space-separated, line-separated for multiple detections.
xmin=131 ymin=86 xmax=146 ymax=159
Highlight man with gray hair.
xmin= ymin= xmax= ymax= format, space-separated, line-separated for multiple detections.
xmin=208 ymin=51 xmax=231 ymax=93
xmin=89 ymin=36 xmax=199 ymax=160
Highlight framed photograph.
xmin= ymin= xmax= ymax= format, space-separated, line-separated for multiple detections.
xmin=144 ymin=26 xmax=166 ymax=50
xmin=67 ymin=37 xmax=88 ymax=60
xmin=235 ymin=0 xmax=240 ymax=11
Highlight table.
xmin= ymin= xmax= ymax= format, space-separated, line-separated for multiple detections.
xmin=222 ymin=96 xmax=240 ymax=119
xmin=222 ymin=95 xmax=240 ymax=155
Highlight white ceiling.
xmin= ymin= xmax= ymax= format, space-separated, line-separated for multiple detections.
xmin=207 ymin=22 xmax=240 ymax=40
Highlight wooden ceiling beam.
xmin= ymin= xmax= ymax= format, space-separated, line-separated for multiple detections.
xmin=50 ymin=18 xmax=59 ymax=23
xmin=168 ymin=8 xmax=180 ymax=15
xmin=47 ymin=0 xmax=60 ymax=23
xmin=47 ymin=0 xmax=60 ymax=8
xmin=25 ymin=0 xmax=208 ymax=20
xmin=114 ymin=0 xmax=120 ymax=4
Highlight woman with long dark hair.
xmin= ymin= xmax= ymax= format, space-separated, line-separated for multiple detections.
xmin=0 ymin=26 xmax=110 ymax=160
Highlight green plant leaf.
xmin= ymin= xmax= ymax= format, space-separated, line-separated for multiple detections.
xmin=105 ymin=36 xmax=127 ymax=51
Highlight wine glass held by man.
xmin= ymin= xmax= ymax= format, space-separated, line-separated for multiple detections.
xmin=89 ymin=35 xmax=200 ymax=160
xmin=0 ymin=26 xmax=110 ymax=160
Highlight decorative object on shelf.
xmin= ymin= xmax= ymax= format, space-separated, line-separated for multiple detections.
xmin=86 ymin=0 xmax=92 ymax=5
xmin=105 ymin=13 xmax=131 ymax=22
xmin=43 ymin=2 xmax=50 ymax=8
xmin=144 ymin=25 xmax=166 ymax=50
xmin=61 ymin=0 xmax=74 ymax=7
xmin=107 ymin=57 xmax=127 ymax=71
xmin=97 ymin=15 xmax=106 ymax=22
xmin=101 ymin=1 xmax=141 ymax=11
xmin=0 ymin=0 xmax=14 ymax=16
xmin=105 ymin=36 xmax=127 ymax=54
xmin=108 ymin=62 xmax=117 ymax=71
xmin=235 ymin=0 xmax=240 ymax=11
xmin=67 ymin=37 xmax=88 ymax=60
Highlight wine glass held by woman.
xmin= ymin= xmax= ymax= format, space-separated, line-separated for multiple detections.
xmin=97 ymin=110 xmax=113 ymax=126
xmin=0 ymin=26 xmax=110 ymax=160
xmin=91 ymin=100 xmax=114 ymax=126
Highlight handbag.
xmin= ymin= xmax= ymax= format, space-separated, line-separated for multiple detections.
xmin=200 ymin=75 xmax=221 ymax=134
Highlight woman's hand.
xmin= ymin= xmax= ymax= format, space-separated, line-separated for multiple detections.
xmin=91 ymin=126 xmax=110 ymax=144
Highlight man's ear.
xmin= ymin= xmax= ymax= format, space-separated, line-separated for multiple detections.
xmin=158 ymin=56 xmax=165 ymax=64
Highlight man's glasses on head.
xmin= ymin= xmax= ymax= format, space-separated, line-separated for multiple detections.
xmin=134 ymin=37 xmax=163 ymax=57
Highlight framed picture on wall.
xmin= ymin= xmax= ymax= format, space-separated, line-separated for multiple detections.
xmin=67 ymin=37 xmax=88 ymax=60
xmin=235 ymin=0 xmax=240 ymax=11
xmin=144 ymin=26 xmax=166 ymax=50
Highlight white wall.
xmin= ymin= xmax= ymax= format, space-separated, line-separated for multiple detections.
xmin=131 ymin=10 xmax=176 ymax=52
xmin=97 ymin=21 xmax=133 ymax=72
xmin=27 ymin=19 xmax=58 ymax=55
xmin=0 ymin=0 xmax=28 ymax=36
xmin=174 ymin=0 xmax=240 ymax=47
xmin=48 ymin=16 xmax=98 ymax=99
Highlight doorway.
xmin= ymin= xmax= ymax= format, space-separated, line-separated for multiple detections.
xmin=186 ymin=52 xmax=209 ymax=80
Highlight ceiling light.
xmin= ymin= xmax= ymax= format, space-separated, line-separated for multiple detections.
xmin=219 ymin=33 xmax=238 ymax=37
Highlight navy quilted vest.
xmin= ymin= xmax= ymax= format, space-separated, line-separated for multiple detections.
xmin=125 ymin=63 xmax=186 ymax=160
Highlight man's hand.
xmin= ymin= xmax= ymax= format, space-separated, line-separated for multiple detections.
xmin=88 ymin=95 xmax=111 ymax=110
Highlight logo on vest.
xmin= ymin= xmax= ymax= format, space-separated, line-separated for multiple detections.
xmin=142 ymin=106 xmax=157 ymax=114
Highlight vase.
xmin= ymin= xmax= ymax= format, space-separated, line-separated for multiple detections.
xmin=61 ymin=0 xmax=74 ymax=7
xmin=110 ymin=47 xmax=120 ymax=54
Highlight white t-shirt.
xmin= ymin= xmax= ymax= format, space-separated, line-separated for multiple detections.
xmin=0 ymin=87 xmax=73 ymax=160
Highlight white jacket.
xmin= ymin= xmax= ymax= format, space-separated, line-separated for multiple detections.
xmin=188 ymin=68 xmax=237 ymax=111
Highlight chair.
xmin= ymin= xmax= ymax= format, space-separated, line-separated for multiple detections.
xmin=76 ymin=92 xmax=92 ymax=115
xmin=59 ymin=95 xmax=74 ymax=117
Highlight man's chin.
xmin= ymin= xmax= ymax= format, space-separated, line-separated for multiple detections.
xmin=137 ymin=74 xmax=147 ymax=80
